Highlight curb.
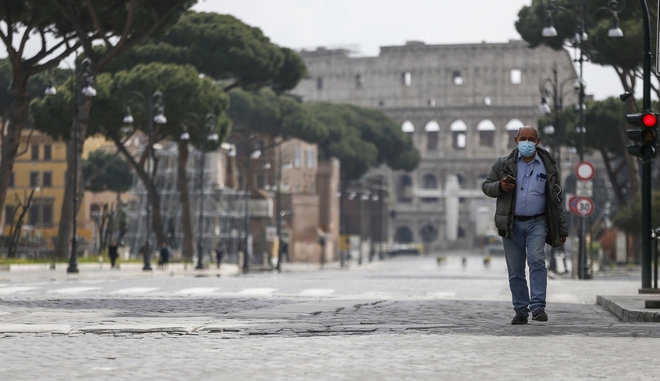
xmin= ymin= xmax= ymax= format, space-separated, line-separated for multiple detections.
xmin=597 ymin=295 xmax=660 ymax=322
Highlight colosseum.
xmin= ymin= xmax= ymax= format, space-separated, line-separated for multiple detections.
xmin=293 ymin=40 xmax=577 ymax=252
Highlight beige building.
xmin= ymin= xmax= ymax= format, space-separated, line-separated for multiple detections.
xmin=293 ymin=40 xmax=578 ymax=251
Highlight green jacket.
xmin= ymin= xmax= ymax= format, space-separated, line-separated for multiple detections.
xmin=481 ymin=147 xmax=568 ymax=247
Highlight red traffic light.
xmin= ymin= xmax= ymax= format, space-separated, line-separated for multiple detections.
xmin=642 ymin=113 xmax=657 ymax=127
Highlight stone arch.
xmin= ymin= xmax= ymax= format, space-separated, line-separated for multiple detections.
xmin=420 ymin=224 xmax=439 ymax=243
xmin=423 ymin=174 xmax=438 ymax=189
xmin=425 ymin=121 xmax=440 ymax=150
xmin=402 ymin=121 xmax=415 ymax=133
xmin=398 ymin=174 xmax=413 ymax=203
xmin=505 ymin=118 xmax=524 ymax=149
xmin=450 ymin=120 xmax=468 ymax=150
xmin=477 ymin=119 xmax=496 ymax=147
xmin=394 ymin=226 xmax=413 ymax=243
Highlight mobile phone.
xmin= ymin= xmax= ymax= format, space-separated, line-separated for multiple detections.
xmin=504 ymin=175 xmax=516 ymax=184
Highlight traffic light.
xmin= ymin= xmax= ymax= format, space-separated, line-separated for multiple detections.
xmin=627 ymin=112 xmax=658 ymax=159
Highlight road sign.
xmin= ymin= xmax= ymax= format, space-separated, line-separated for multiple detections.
xmin=575 ymin=161 xmax=595 ymax=181
xmin=568 ymin=195 xmax=581 ymax=215
xmin=576 ymin=180 xmax=593 ymax=197
xmin=575 ymin=197 xmax=595 ymax=217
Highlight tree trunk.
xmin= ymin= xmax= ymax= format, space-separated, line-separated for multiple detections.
xmin=0 ymin=73 xmax=30 ymax=228
xmin=112 ymin=136 xmax=167 ymax=247
xmin=176 ymin=141 xmax=195 ymax=263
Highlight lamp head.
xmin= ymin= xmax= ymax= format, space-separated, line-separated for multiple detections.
xmin=619 ymin=92 xmax=633 ymax=102
xmin=44 ymin=81 xmax=57 ymax=96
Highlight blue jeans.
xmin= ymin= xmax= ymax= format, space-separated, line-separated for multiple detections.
xmin=502 ymin=216 xmax=547 ymax=316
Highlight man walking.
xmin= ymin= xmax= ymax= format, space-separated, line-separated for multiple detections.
xmin=482 ymin=126 xmax=567 ymax=325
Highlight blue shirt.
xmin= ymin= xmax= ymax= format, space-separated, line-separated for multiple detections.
xmin=514 ymin=152 xmax=547 ymax=216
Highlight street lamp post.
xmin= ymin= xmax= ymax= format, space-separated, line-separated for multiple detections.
xmin=123 ymin=90 xmax=167 ymax=271
xmin=180 ymin=113 xmax=219 ymax=270
xmin=46 ymin=57 xmax=96 ymax=274
xmin=542 ymin=0 xmax=625 ymax=279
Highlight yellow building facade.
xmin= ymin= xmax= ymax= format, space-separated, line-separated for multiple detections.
xmin=2 ymin=129 xmax=108 ymax=248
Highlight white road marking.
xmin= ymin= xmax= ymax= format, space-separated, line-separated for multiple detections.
xmin=48 ymin=287 xmax=101 ymax=294
xmin=237 ymin=288 xmax=277 ymax=295
xmin=0 ymin=287 xmax=40 ymax=294
xmin=111 ymin=287 xmax=159 ymax=295
xmin=298 ymin=289 xmax=335 ymax=296
xmin=175 ymin=288 xmax=220 ymax=295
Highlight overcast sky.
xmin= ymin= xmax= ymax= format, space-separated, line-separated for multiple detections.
xmin=193 ymin=0 xmax=625 ymax=101
xmin=0 ymin=0 xmax=626 ymax=101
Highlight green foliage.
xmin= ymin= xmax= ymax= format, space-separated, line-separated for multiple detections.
xmin=613 ymin=191 xmax=660 ymax=233
xmin=83 ymin=150 xmax=133 ymax=194
xmin=515 ymin=0 xmax=652 ymax=72
xmin=309 ymin=103 xmax=420 ymax=180
xmin=103 ymin=11 xmax=306 ymax=92
xmin=227 ymin=88 xmax=327 ymax=143
xmin=30 ymin=62 xmax=231 ymax=145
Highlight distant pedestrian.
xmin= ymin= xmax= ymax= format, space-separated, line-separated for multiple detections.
xmin=281 ymin=241 xmax=289 ymax=263
xmin=215 ymin=242 xmax=224 ymax=269
xmin=482 ymin=126 xmax=567 ymax=325
xmin=159 ymin=242 xmax=171 ymax=269
xmin=108 ymin=240 xmax=119 ymax=269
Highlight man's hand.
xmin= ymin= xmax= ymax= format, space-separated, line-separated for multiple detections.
xmin=499 ymin=178 xmax=515 ymax=193
xmin=559 ymin=235 xmax=567 ymax=246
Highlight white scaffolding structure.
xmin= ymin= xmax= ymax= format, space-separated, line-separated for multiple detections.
xmin=123 ymin=142 xmax=248 ymax=263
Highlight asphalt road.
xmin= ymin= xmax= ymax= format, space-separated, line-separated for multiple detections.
xmin=0 ymin=254 xmax=658 ymax=381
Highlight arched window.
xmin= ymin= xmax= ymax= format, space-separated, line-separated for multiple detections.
xmin=422 ymin=174 xmax=438 ymax=203
xmin=477 ymin=119 xmax=496 ymax=148
xmin=505 ymin=119 xmax=524 ymax=148
xmin=425 ymin=121 xmax=440 ymax=151
xmin=420 ymin=224 xmax=439 ymax=243
xmin=398 ymin=174 xmax=413 ymax=203
xmin=423 ymin=174 xmax=438 ymax=189
xmin=394 ymin=227 xmax=413 ymax=243
xmin=450 ymin=120 xmax=467 ymax=150
xmin=402 ymin=121 xmax=415 ymax=133
xmin=403 ymin=72 xmax=412 ymax=87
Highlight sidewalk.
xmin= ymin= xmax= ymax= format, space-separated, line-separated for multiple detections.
xmin=597 ymin=294 xmax=660 ymax=322
xmin=0 ymin=260 xmax=353 ymax=282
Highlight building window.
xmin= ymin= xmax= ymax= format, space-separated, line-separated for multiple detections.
xmin=355 ymin=74 xmax=363 ymax=89
xmin=256 ymin=174 xmax=265 ymax=189
xmin=4 ymin=205 xmax=14 ymax=226
xmin=402 ymin=72 xmax=412 ymax=87
xmin=425 ymin=121 xmax=440 ymax=151
xmin=42 ymin=204 xmax=53 ymax=225
xmin=510 ymin=69 xmax=522 ymax=84
xmin=293 ymin=148 xmax=302 ymax=168
xmin=506 ymin=119 xmax=524 ymax=149
xmin=398 ymin=174 xmax=413 ymax=203
xmin=43 ymin=145 xmax=52 ymax=161
xmin=483 ymin=97 xmax=492 ymax=106
xmin=30 ymin=172 xmax=39 ymax=188
xmin=450 ymin=120 xmax=468 ymax=150
xmin=452 ymin=71 xmax=463 ymax=85
xmin=42 ymin=172 xmax=52 ymax=188
xmin=29 ymin=205 xmax=39 ymax=226
xmin=402 ymin=121 xmax=415 ymax=134
xmin=8 ymin=172 xmax=14 ymax=188
xmin=31 ymin=144 xmax=39 ymax=161
xmin=477 ymin=120 xmax=496 ymax=148
xmin=306 ymin=149 xmax=315 ymax=168
xmin=316 ymin=77 xmax=324 ymax=90
xmin=428 ymin=98 xmax=436 ymax=107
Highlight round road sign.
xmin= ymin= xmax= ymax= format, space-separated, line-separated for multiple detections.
xmin=576 ymin=197 xmax=594 ymax=217
xmin=568 ymin=195 xmax=581 ymax=215
xmin=575 ymin=161 xmax=595 ymax=181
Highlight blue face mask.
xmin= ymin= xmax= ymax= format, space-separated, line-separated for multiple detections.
xmin=518 ymin=141 xmax=537 ymax=157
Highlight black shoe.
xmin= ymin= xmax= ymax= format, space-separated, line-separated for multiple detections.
xmin=532 ymin=308 xmax=548 ymax=322
xmin=511 ymin=312 xmax=528 ymax=325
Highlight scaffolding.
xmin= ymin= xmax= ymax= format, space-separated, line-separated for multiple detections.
xmin=123 ymin=142 xmax=249 ymax=264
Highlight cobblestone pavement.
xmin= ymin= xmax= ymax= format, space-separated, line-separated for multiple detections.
xmin=1 ymin=254 xmax=658 ymax=380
